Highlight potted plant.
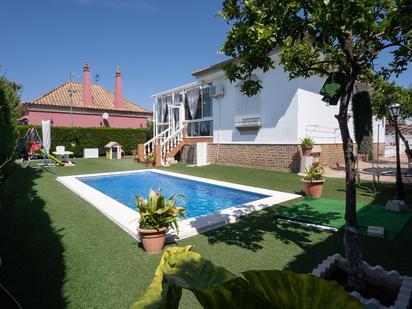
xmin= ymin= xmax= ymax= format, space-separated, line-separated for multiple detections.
xmin=145 ymin=152 xmax=156 ymax=167
xmin=302 ymin=162 xmax=325 ymax=198
xmin=300 ymin=137 xmax=315 ymax=156
xmin=136 ymin=189 xmax=186 ymax=254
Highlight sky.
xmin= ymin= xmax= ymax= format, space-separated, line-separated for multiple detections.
xmin=1 ymin=0 xmax=410 ymax=110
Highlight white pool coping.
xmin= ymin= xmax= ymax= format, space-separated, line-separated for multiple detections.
xmin=57 ymin=169 xmax=301 ymax=240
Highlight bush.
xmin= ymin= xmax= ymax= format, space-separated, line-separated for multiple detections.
xmin=352 ymin=91 xmax=373 ymax=156
xmin=17 ymin=126 xmax=149 ymax=157
xmin=0 ymin=76 xmax=21 ymax=172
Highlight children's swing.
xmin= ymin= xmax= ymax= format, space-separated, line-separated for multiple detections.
xmin=15 ymin=127 xmax=59 ymax=174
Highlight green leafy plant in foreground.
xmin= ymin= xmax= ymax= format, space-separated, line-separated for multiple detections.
xmin=133 ymin=246 xmax=362 ymax=309
xmin=136 ymin=189 xmax=186 ymax=232
xmin=304 ymin=162 xmax=325 ymax=182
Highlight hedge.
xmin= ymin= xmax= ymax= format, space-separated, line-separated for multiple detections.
xmin=17 ymin=126 xmax=149 ymax=157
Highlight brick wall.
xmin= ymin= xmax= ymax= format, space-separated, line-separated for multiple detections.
xmin=207 ymin=144 xmax=301 ymax=172
xmin=317 ymin=144 xmax=344 ymax=167
xmin=178 ymin=142 xmax=385 ymax=172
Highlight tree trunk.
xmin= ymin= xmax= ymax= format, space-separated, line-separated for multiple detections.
xmin=398 ymin=130 xmax=412 ymax=165
xmin=336 ymin=78 xmax=364 ymax=292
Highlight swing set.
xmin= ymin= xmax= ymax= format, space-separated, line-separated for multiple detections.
xmin=15 ymin=128 xmax=62 ymax=174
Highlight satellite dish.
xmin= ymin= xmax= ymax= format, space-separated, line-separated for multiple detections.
xmin=102 ymin=112 xmax=109 ymax=120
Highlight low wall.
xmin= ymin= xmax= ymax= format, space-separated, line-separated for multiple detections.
xmin=179 ymin=142 xmax=386 ymax=172
xmin=207 ymin=144 xmax=301 ymax=172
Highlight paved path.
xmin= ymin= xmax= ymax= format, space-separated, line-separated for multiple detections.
xmin=324 ymin=155 xmax=412 ymax=184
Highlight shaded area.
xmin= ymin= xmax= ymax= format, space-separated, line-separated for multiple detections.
xmin=203 ymin=208 xmax=322 ymax=252
xmin=285 ymin=182 xmax=412 ymax=276
xmin=275 ymin=198 xmax=412 ymax=239
xmin=0 ymin=166 xmax=67 ymax=308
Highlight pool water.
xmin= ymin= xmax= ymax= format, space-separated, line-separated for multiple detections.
xmin=79 ymin=172 xmax=269 ymax=218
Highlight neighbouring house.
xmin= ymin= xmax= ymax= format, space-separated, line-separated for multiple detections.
xmin=21 ymin=64 xmax=151 ymax=128
xmin=146 ymin=52 xmax=385 ymax=172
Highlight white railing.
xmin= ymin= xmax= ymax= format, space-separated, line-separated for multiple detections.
xmin=143 ymin=127 xmax=171 ymax=157
xmin=160 ymin=126 xmax=184 ymax=165
xmin=305 ymin=125 xmax=340 ymax=143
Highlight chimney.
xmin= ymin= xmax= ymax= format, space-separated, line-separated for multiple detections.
xmin=114 ymin=66 xmax=125 ymax=109
xmin=82 ymin=63 xmax=93 ymax=106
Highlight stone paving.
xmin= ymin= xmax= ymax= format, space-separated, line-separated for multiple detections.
xmin=323 ymin=155 xmax=412 ymax=184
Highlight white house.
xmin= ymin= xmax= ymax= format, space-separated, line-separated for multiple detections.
xmin=145 ymin=53 xmax=385 ymax=171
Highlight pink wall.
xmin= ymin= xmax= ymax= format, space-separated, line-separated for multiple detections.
xmin=27 ymin=110 xmax=148 ymax=128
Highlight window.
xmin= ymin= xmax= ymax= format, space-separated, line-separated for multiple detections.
xmin=202 ymin=87 xmax=212 ymax=117
xmin=184 ymin=86 xmax=213 ymax=120
xmin=174 ymin=92 xmax=183 ymax=104
xmin=186 ymin=120 xmax=213 ymax=137
xmin=235 ymin=75 xmax=261 ymax=129
xmin=185 ymin=95 xmax=202 ymax=120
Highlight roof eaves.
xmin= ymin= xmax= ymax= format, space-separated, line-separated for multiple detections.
xmin=191 ymin=57 xmax=239 ymax=77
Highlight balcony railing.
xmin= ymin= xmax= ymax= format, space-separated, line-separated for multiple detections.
xmin=235 ymin=114 xmax=261 ymax=129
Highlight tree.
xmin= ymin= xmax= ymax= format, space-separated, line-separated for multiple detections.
xmin=220 ymin=0 xmax=411 ymax=291
xmin=372 ymin=80 xmax=412 ymax=164
xmin=0 ymin=74 xmax=21 ymax=172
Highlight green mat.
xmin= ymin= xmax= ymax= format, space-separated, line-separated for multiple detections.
xmin=276 ymin=198 xmax=412 ymax=240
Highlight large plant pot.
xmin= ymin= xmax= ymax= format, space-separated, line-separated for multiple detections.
xmin=138 ymin=227 xmax=167 ymax=254
xmin=146 ymin=161 xmax=154 ymax=168
xmin=301 ymin=146 xmax=313 ymax=156
xmin=312 ymin=254 xmax=412 ymax=309
xmin=302 ymin=179 xmax=325 ymax=198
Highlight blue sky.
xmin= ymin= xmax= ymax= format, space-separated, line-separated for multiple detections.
xmin=1 ymin=0 xmax=410 ymax=110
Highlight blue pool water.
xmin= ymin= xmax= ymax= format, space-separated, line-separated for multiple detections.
xmin=78 ymin=172 xmax=269 ymax=218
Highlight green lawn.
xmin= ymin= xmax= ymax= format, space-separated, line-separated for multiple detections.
xmin=1 ymin=158 xmax=411 ymax=308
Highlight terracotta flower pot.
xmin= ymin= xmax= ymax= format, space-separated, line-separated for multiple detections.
xmin=138 ymin=227 xmax=167 ymax=254
xmin=146 ymin=161 xmax=154 ymax=168
xmin=302 ymin=179 xmax=325 ymax=198
xmin=301 ymin=146 xmax=313 ymax=156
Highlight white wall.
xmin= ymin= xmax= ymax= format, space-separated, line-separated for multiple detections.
xmin=207 ymin=62 xmax=384 ymax=145
xmin=212 ymin=71 xmax=301 ymax=144
xmin=208 ymin=56 xmax=327 ymax=144
xmin=297 ymin=89 xmax=343 ymax=144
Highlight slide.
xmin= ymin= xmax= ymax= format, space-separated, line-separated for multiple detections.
xmin=40 ymin=148 xmax=65 ymax=166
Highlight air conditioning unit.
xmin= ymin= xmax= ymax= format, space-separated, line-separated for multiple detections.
xmin=211 ymin=85 xmax=224 ymax=98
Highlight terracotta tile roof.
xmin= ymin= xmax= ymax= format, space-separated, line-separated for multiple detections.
xmin=192 ymin=57 xmax=239 ymax=77
xmin=31 ymin=82 xmax=151 ymax=114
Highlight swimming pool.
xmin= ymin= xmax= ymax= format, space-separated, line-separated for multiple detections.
xmin=57 ymin=170 xmax=300 ymax=239
xmin=78 ymin=172 xmax=269 ymax=218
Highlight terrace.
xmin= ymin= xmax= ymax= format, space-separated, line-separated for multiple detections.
xmin=1 ymin=158 xmax=411 ymax=308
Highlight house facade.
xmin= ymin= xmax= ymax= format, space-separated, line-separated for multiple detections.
xmin=147 ymin=53 xmax=385 ymax=171
xmin=23 ymin=64 xmax=151 ymax=128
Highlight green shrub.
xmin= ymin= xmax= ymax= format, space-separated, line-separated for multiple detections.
xmin=300 ymin=137 xmax=315 ymax=147
xmin=0 ymin=76 xmax=21 ymax=172
xmin=136 ymin=189 xmax=186 ymax=232
xmin=17 ymin=126 xmax=149 ymax=157
xmin=304 ymin=162 xmax=325 ymax=181
xmin=352 ymin=91 xmax=373 ymax=155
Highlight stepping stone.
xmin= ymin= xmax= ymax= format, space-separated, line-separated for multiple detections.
xmin=367 ymin=226 xmax=384 ymax=238
xmin=385 ymin=200 xmax=408 ymax=212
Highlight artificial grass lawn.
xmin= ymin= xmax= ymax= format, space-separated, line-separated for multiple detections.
xmin=276 ymin=198 xmax=412 ymax=240
xmin=1 ymin=159 xmax=412 ymax=308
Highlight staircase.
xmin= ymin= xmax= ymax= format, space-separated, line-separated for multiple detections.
xmin=143 ymin=126 xmax=184 ymax=166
